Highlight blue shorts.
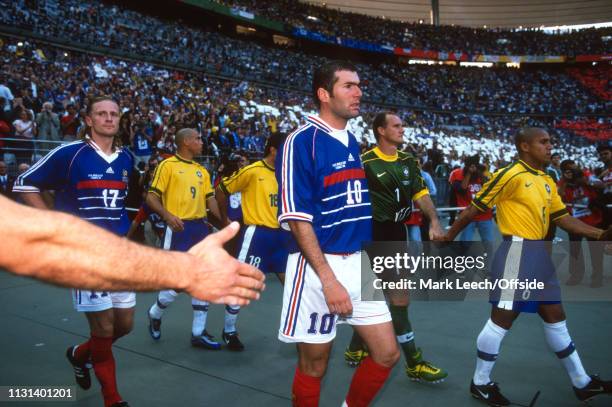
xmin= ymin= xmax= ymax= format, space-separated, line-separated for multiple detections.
xmin=161 ymin=219 xmax=209 ymax=252
xmin=490 ymin=237 xmax=561 ymax=313
xmin=237 ymin=225 xmax=290 ymax=274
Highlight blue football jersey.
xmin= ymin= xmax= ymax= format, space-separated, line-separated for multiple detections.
xmin=276 ymin=116 xmax=372 ymax=253
xmin=14 ymin=139 xmax=134 ymax=235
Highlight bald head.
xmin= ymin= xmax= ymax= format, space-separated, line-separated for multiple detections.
xmin=515 ymin=127 xmax=548 ymax=153
xmin=175 ymin=128 xmax=197 ymax=147
xmin=17 ymin=163 xmax=30 ymax=175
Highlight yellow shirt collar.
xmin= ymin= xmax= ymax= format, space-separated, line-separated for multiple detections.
xmin=373 ymin=146 xmax=398 ymax=162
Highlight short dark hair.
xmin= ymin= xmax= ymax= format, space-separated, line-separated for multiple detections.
xmin=372 ymin=112 xmax=394 ymax=141
xmin=514 ymin=127 xmax=547 ymax=152
xmin=560 ymin=159 xmax=575 ymax=171
xmin=264 ymin=132 xmax=287 ymax=156
xmin=551 ymin=152 xmax=561 ymax=159
xmin=312 ymin=61 xmax=358 ymax=109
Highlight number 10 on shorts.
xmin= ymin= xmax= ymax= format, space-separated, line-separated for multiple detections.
xmin=307 ymin=312 xmax=335 ymax=335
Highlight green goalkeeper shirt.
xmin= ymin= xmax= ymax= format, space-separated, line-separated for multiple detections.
xmin=361 ymin=147 xmax=429 ymax=223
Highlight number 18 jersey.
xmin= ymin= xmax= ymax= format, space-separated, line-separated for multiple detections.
xmin=14 ymin=139 xmax=134 ymax=235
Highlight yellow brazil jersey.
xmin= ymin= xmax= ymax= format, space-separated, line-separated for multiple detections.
xmin=149 ymin=154 xmax=214 ymax=220
xmin=220 ymin=160 xmax=278 ymax=228
xmin=472 ymin=160 xmax=568 ymax=240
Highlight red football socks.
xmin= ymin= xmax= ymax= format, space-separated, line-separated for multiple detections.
xmin=73 ymin=340 xmax=91 ymax=364
xmin=292 ymin=367 xmax=321 ymax=407
xmin=90 ymin=336 xmax=122 ymax=407
xmin=345 ymin=357 xmax=392 ymax=407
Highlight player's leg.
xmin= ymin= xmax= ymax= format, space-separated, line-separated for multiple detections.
xmin=110 ymin=292 xmax=136 ymax=341
xmin=386 ymin=290 xmax=447 ymax=383
xmin=538 ymin=303 xmax=612 ymax=400
xmin=292 ymin=342 xmax=333 ymax=407
xmin=341 ymin=250 xmax=399 ymax=406
xmin=344 ymin=322 xmax=399 ymax=407
xmin=67 ymin=291 xmax=95 ymax=390
xmin=85 ymin=309 xmax=127 ymax=407
xmin=279 ymin=253 xmax=337 ymax=406
xmin=470 ymin=306 xmax=519 ymax=406
xmin=190 ymin=298 xmax=220 ymax=349
xmin=147 ymin=225 xmax=180 ymax=340
xmin=221 ymin=225 xmax=258 ymax=351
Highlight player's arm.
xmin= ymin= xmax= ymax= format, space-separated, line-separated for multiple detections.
xmin=206 ymin=195 xmax=229 ymax=227
xmin=444 ymin=205 xmax=480 ymax=241
xmin=548 ymin=182 xmax=605 ymax=239
xmin=0 ymin=195 xmax=265 ymax=305
xmin=287 ymin=220 xmax=353 ymax=316
xmin=14 ymin=149 xmax=63 ymax=209
xmin=146 ymin=191 xmax=183 ymax=232
xmin=412 ymin=164 xmax=443 ymax=240
xmin=554 ymin=215 xmax=604 ymax=240
xmin=214 ymin=184 xmax=229 ymax=225
xmin=20 ymin=192 xmax=49 ymax=209
xmin=415 ymin=193 xmax=444 ymax=240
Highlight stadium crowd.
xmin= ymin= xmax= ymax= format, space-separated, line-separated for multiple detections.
xmin=219 ymin=0 xmax=612 ymax=55
xmin=0 ymin=36 xmax=606 ymax=185
xmin=2 ymin=0 xmax=610 ymax=116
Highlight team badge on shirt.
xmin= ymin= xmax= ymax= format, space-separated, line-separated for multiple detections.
xmin=196 ymin=170 xmax=203 ymax=178
xmin=545 ymin=184 xmax=551 ymax=194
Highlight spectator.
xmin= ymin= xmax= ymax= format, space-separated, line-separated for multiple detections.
xmin=12 ymin=108 xmax=36 ymax=164
xmin=35 ymin=101 xmax=61 ymax=153
xmin=0 ymin=79 xmax=14 ymax=112
xmin=557 ymin=160 xmax=604 ymax=287
xmin=60 ymin=104 xmax=79 ymax=141
xmin=449 ymin=155 xmax=494 ymax=242
xmin=547 ymin=152 xmax=562 ymax=182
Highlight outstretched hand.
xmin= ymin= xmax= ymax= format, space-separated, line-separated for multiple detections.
xmin=187 ymin=222 xmax=266 ymax=305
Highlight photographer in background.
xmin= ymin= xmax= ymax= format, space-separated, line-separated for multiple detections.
xmin=558 ymin=159 xmax=604 ymax=288
xmin=36 ymin=102 xmax=60 ymax=153
xmin=449 ymin=154 xmax=494 ymax=242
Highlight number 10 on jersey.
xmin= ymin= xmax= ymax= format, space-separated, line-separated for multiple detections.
xmin=346 ymin=180 xmax=362 ymax=204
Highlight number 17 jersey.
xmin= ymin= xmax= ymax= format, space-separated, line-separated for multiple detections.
xmin=14 ymin=139 xmax=134 ymax=235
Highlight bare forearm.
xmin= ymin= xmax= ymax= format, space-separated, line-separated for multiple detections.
xmin=146 ymin=192 xmax=170 ymax=219
xmin=555 ymin=215 xmax=603 ymax=240
xmin=446 ymin=205 xmax=480 ymax=241
xmin=1 ymin=197 xmax=195 ymax=292
xmin=19 ymin=192 xmax=49 ymax=209
xmin=207 ymin=196 xmax=226 ymax=225
xmin=416 ymin=194 xmax=440 ymax=225
xmin=288 ymin=220 xmax=336 ymax=284
xmin=214 ymin=186 xmax=229 ymax=224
